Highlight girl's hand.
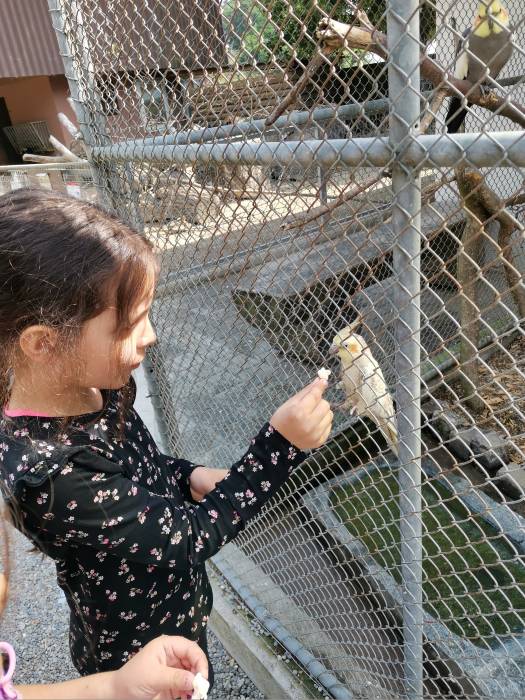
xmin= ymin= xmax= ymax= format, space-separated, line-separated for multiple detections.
xmin=270 ymin=378 xmax=332 ymax=450
xmin=109 ymin=635 xmax=208 ymax=700
xmin=190 ymin=467 xmax=229 ymax=501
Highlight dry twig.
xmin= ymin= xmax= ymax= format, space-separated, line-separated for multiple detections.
xmin=282 ymin=172 xmax=385 ymax=230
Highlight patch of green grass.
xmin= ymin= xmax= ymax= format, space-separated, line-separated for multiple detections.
xmin=330 ymin=470 xmax=525 ymax=647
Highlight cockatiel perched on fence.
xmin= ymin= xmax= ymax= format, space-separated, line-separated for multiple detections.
xmin=330 ymin=325 xmax=398 ymax=456
xmin=446 ymin=0 xmax=513 ymax=133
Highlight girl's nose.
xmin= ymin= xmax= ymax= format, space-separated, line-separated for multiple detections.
xmin=142 ymin=317 xmax=157 ymax=348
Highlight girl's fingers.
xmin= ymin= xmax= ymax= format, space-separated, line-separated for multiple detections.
xmin=317 ymin=410 xmax=333 ymax=435
xmin=299 ymin=379 xmax=328 ymax=410
xmin=162 ymin=637 xmax=208 ymax=678
xmin=154 ymin=667 xmax=195 ymax=696
xmin=308 ymin=399 xmax=332 ymax=424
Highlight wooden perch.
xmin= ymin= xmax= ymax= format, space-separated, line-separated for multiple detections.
xmin=455 ymin=165 xmax=525 ymax=409
xmin=420 ymin=87 xmax=448 ymax=134
xmin=316 ymin=17 xmax=525 ymax=129
xmin=468 ymin=174 xmax=525 ymax=321
xmin=23 ymin=112 xmax=87 ymax=164
xmin=59 ymin=112 xmax=82 ymax=142
xmin=49 ymin=134 xmax=83 ymax=162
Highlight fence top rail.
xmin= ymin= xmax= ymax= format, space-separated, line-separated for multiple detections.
xmin=92 ymin=131 xmax=525 ymax=169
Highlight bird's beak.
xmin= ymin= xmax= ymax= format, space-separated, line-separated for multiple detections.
xmin=328 ymin=344 xmax=339 ymax=356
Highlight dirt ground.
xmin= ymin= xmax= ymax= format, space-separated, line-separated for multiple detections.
xmin=435 ymin=333 xmax=525 ymax=463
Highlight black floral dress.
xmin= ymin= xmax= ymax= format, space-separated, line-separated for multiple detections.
xmin=0 ymin=380 xmax=305 ymax=677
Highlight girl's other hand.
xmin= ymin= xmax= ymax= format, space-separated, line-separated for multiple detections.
xmin=270 ymin=378 xmax=332 ymax=450
xmin=109 ymin=634 xmax=208 ymax=700
xmin=190 ymin=467 xmax=229 ymax=501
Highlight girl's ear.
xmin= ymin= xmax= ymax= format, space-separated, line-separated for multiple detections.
xmin=18 ymin=325 xmax=59 ymax=363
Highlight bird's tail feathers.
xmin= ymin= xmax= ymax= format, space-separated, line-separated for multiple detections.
xmin=382 ymin=420 xmax=398 ymax=458
xmin=446 ymin=97 xmax=468 ymax=134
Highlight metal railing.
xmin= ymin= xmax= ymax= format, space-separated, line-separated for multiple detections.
xmin=48 ymin=0 xmax=525 ymax=697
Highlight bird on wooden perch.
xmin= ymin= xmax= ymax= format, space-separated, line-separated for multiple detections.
xmin=446 ymin=0 xmax=513 ymax=133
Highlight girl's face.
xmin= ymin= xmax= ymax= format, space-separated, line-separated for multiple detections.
xmin=74 ymin=284 xmax=157 ymax=390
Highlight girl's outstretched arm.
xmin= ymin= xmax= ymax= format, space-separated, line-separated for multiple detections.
xmin=16 ymin=635 xmax=207 ymax=700
xmin=20 ymin=380 xmax=331 ymax=569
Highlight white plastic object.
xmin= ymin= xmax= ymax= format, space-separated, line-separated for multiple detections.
xmin=192 ymin=672 xmax=210 ymax=700
xmin=317 ymin=367 xmax=331 ymax=381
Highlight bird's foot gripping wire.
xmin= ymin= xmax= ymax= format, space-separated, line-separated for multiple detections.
xmin=479 ymin=82 xmax=494 ymax=98
xmin=330 ymin=401 xmax=357 ymax=415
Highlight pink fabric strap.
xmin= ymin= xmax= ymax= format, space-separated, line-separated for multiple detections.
xmin=0 ymin=642 xmax=18 ymax=700
xmin=3 ymin=408 xmax=51 ymax=418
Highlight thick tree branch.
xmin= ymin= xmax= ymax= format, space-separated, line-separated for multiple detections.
xmin=468 ymin=174 xmax=525 ymax=321
xmin=316 ymin=18 xmax=525 ymax=129
xmin=456 ymin=165 xmax=485 ymax=412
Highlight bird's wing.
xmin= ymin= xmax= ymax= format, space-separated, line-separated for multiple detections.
xmin=454 ymin=27 xmax=471 ymax=79
xmin=364 ymin=371 xmax=396 ymax=423
xmin=347 ymin=355 xmax=393 ymax=417
xmin=341 ymin=368 xmax=369 ymax=414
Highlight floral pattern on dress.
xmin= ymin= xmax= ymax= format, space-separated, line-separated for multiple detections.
xmin=0 ymin=380 xmax=305 ymax=676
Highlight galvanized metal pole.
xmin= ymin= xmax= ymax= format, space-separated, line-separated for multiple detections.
xmin=47 ymin=2 xmax=104 ymax=180
xmin=47 ymin=0 xmax=143 ymax=227
xmin=91 ymin=132 xmax=525 ymax=169
xmin=387 ymin=2 xmax=423 ymax=699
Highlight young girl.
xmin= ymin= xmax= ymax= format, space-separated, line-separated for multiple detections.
xmin=0 ymin=189 xmax=332 ymax=680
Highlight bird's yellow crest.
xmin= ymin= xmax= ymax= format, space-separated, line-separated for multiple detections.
xmin=474 ymin=0 xmax=509 ymax=36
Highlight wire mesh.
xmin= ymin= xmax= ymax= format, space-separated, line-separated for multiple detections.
xmin=48 ymin=0 xmax=525 ymax=697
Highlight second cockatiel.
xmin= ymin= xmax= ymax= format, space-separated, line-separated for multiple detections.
xmin=330 ymin=326 xmax=398 ymax=456
xmin=446 ymin=0 xmax=513 ymax=133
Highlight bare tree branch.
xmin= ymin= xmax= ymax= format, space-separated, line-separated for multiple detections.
xmin=420 ymin=87 xmax=448 ymax=134
xmin=455 ymin=165 xmax=486 ymax=412
xmin=469 ymin=174 xmax=525 ymax=321
xmin=282 ymin=172 xmax=385 ymax=230
xmin=59 ymin=111 xmax=82 ymax=142
xmin=264 ymin=49 xmax=332 ymax=128
xmin=504 ymin=191 xmax=525 ymax=208
xmin=49 ymin=134 xmax=83 ymax=162
xmin=316 ymin=18 xmax=525 ymax=129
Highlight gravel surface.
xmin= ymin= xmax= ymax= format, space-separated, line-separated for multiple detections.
xmin=0 ymin=525 xmax=264 ymax=698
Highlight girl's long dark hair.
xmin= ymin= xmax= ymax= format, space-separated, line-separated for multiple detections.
xmin=0 ymin=188 xmax=156 ymax=415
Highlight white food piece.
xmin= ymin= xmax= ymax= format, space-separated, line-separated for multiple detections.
xmin=192 ymin=672 xmax=210 ymax=700
xmin=317 ymin=367 xmax=331 ymax=381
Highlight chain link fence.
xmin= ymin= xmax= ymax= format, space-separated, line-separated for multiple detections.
xmin=48 ymin=0 xmax=525 ymax=697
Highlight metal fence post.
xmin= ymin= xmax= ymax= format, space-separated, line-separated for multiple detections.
xmin=387 ymin=2 xmax=423 ymax=699
xmin=47 ymin=0 xmax=143 ymax=227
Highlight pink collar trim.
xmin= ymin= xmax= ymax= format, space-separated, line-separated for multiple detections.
xmin=4 ymin=408 xmax=52 ymax=418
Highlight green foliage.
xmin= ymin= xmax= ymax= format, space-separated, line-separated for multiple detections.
xmin=221 ymin=1 xmax=436 ymax=67
xmin=263 ymin=0 xmax=352 ymax=64
xmin=222 ymin=0 xmax=273 ymax=64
